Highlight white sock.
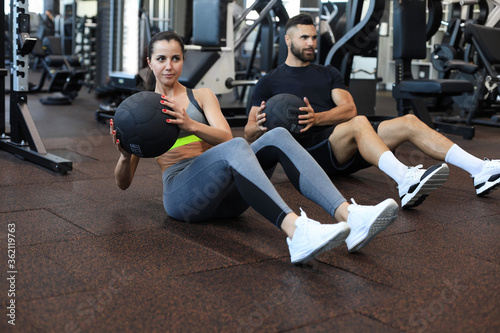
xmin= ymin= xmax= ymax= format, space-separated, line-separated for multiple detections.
xmin=445 ymin=144 xmax=484 ymax=176
xmin=378 ymin=150 xmax=409 ymax=185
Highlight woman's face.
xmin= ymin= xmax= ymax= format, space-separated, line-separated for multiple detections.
xmin=148 ymin=39 xmax=184 ymax=87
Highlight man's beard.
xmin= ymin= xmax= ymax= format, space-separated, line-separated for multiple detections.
xmin=290 ymin=42 xmax=315 ymax=63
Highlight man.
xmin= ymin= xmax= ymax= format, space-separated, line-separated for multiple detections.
xmin=245 ymin=13 xmax=500 ymax=208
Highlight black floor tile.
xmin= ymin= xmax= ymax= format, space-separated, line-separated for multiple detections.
xmin=17 ymin=259 xmax=406 ymax=332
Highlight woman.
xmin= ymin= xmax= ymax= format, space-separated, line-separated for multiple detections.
xmin=110 ymin=31 xmax=399 ymax=264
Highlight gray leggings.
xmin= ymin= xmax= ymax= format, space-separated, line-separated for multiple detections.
xmin=162 ymin=127 xmax=346 ymax=227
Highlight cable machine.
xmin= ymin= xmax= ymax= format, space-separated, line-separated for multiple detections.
xmin=0 ymin=0 xmax=72 ymax=174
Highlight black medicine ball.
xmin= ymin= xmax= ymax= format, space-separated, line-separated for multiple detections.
xmin=263 ymin=93 xmax=307 ymax=134
xmin=113 ymin=91 xmax=180 ymax=158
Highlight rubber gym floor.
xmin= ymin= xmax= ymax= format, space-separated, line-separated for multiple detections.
xmin=1 ymin=81 xmax=499 ymax=332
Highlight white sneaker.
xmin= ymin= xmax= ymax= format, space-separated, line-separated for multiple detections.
xmin=345 ymin=198 xmax=399 ymax=252
xmin=287 ymin=209 xmax=350 ymax=264
xmin=398 ymin=163 xmax=449 ymax=208
xmin=473 ymin=158 xmax=500 ymax=195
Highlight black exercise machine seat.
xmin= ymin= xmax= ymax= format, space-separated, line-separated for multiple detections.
xmin=398 ymin=79 xmax=474 ymax=95
xmin=30 ymin=36 xmax=86 ymax=103
xmin=179 ymin=50 xmax=220 ymax=89
xmin=32 ymin=38 xmax=62 ymax=67
xmin=30 ymin=39 xmax=71 ymax=93
xmin=392 ymin=0 xmax=475 ymax=139
xmin=464 ymin=24 xmax=500 ymax=66
xmin=42 ymin=36 xmax=81 ymax=67
xmin=178 ymin=0 xmax=230 ymax=89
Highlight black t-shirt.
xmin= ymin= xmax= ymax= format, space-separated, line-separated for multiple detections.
xmin=252 ymin=63 xmax=346 ymax=114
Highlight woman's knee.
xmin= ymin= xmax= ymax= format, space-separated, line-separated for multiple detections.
xmin=265 ymin=127 xmax=293 ymax=140
xmin=252 ymin=127 xmax=294 ymax=151
xmin=225 ymin=137 xmax=252 ymax=154
xmin=224 ymin=137 xmax=258 ymax=164
xmin=229 ymin=136 xmax=249 ymax=147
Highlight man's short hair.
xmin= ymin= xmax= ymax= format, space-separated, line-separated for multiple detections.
xmin=285 ymin=14 xmax=315 ymax=34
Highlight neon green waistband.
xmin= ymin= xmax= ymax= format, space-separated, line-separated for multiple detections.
xmin=169 ymin=134 xmax=203 ymax=150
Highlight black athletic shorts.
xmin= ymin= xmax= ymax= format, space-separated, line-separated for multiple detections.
xmin=294 ymin=122 xmax=381 ymax=176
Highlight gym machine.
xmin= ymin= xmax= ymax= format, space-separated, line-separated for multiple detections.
xmin=430 ymin=0 xmax=500 ymax=128
xmin=0 ymin=0 xmax=72 ymax=174
xmin=391 ymin=0 xmax=475 ymax=139
xmin=323 ymin=0 xmax=384 ymax=89
xmin=233 ymin=0 xmax=289 ymax=104
xmin=431 ymin=0 xmax=489 ymax=76
xmin=30 ymin=35 xmax=87 ymax=105
xmin=94 ymin=0 xmax=162 ymax=122
xmin=485 ymin=0 xmax=500 ymax=26
xmin=181 ymin=0 xmax=289 ymax=121
xmin=322 ymin=0 xmax=385 ymax=118
xmin=435 ymin=23 xmax=500 ymax=127
xmin=180 ymin=0 xmax=239 ymax=95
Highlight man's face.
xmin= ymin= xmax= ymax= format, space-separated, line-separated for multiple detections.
xmin=287 ymin=24 xmax=317 ymax=63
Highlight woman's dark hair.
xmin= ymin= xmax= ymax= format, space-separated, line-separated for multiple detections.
xmin=147 ymin=31 xmax=185 ymax=59
xmin=144 ymin=31 xmax=186 ymax=91
xmin=285 ymin=14 xmax=315 ymax=34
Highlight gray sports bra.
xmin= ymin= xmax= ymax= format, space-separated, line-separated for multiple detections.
xmin=169 ymin=88 xmax=208 ymax=150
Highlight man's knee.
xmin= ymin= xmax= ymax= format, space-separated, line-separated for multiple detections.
xmin=331 ymin=115 xmax=370 ymax=141
xmin=400 ymin=114 xmax=423 ymax=127
xmin=348 ymin=116 xmax=376 ymax=136
xmin=350 ymin=115 xmax=372 ymax=128
xmin=378 ymin=114 xmax=422 ymax=142
xmin=385 ymin=114 xmax=425 ymax=134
